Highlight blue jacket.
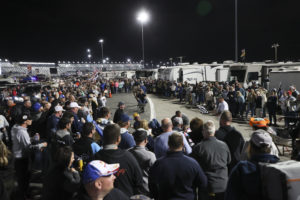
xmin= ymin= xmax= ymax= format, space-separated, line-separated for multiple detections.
xmin=149 ymin=151 xmax=207 ymax=200
xmin=118 ymin=129 xmax=136 ymax=150
xmin=225 ymin=154 xmax=279 ymax=200
xmin=72 ymin=113 xmax=83 ymax=134
xmin=154 ymin=131 xmax=192 ymax=159
xmin=46 ymin=114 xmax=60 ymax=141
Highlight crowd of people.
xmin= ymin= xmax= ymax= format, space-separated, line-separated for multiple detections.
xmin=141 ymin=79 xmax=300 ymax=125
xmin=0 ymin=75 xmax=299 ymax=200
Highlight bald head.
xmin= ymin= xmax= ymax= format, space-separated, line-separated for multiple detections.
xmin=161 ymin=118 xmax=173 ymax=132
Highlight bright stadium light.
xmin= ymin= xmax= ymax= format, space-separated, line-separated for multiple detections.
xmin=137 ymin=10 xmax=150 ymax=24
xmin=127 ymin=58 xmax=131 ymax=63
xmin=87 ymin=49 xmax=91 ymax=53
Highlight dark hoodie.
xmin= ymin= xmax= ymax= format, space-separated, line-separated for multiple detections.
xmin=93 ymin=148 xmax=144 ymax=197
xmin=225 ymin=154 xmax=279 ymax=200
xmin=215 ymin=125 xmax=245 ymax=172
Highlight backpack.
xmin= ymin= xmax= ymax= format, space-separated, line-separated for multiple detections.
xmin=259 ymin=160 xmax=300 ymax=200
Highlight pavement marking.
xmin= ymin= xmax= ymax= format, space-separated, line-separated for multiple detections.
xmin=148 ymin=96 xmax=156 ymax=120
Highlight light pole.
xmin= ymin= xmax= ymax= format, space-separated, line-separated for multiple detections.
xmin=235 ymin=0 xmax=238 ymax=62
xmin=137 ymin=10 xmax=150 ymax=67
xmin=99 ymin=39 xmax=104 ymax=62
xmin=271 ymin=43 xmax=280 ymax=62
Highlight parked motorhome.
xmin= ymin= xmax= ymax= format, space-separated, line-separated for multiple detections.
xmin=135 ymin=69 xmax=158 ymax=80
xmin=269 ymin=66 xmax=300 ymax=91
xmin=157 ymin=63 xmax=228 ymax=84
xmin=227 ymin=62 xmax=300 ymax=89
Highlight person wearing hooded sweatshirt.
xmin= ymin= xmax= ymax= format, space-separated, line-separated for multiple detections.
xmin=118 ymin=114 xmax=135 ymax=150
xmin=225 ymin=129 xmax=280 ymax=200
xmin=55 ymin=117 xmax=74 ymax=146
xmin=215 ymin=111 xmax=245 ymax=173
xmin=11 ymin=114 xmax=47 ymax=199
xmin=93 ymin=124 xmax=144 ymax=197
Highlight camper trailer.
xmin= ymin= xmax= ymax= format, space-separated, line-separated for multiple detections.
xmin=157 ymin=64 xmax=228 ymax=84
xmin=135 ymin=69 xmax=158 ymax=80
xmin=227 ymin=62 xmax=300 ymax=89
xmin=269 ymin=66 xmax=300 ymax=91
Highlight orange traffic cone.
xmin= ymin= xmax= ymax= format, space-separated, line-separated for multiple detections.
xmin=109 ymin=91 xmax=112 ymax=98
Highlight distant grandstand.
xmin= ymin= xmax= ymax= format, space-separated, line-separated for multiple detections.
xmin=0 ymin=60 xmax=143 ymax=76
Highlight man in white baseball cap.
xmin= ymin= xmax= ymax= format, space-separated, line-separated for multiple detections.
xmin=70 ymin=102 xmax=84 ymax=133
xmin=75 ymin=160 xmax=129 ymax=200
xmin=46 ymin=105 xmax=65 ymax=141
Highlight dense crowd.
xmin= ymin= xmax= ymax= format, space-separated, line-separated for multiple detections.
xmin=0 ymin=76 xmax=299 ymax=200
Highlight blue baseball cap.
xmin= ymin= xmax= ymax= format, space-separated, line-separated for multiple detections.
xmin=82 ymin=160 xmax=119 ymax=184
xmin=120 ymin=114 xmax=132 ymax=123
xmin=59 ymin=94 xmax=65 ymax=99
xmin=33 ymin=102 xmax=42 ymax=112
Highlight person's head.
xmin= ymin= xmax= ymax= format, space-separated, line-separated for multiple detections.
xmin=103 ymin=124 xmax=121 ymax=145
xmin=175 ymin=111 xmax=182 ymax=117
xmin=133 ymin=129 xmax=148 ymax=146
xmin=203 ymin=120 xmax=216 ymax=138
xmin=118 ymin=114 xmax=132 ymax=128
xmin=82 ymin=160 xmax=119 ymax=199
xmin=173 ymin=117 xmax=183 ymax=128
xmin=70 ymin=102 xmax=81 ymax=114
xmin=137 ymin=119 xmax=149 ymax=130
xmin=7 ymin=99 xmax=14 ymax=107
xmin=118 ymin=102 xmax=125 ymax=110
xmin=32 ymin=102 xmax=43 ymax=113
xmin=83 ymin=122 xmax=96 ymax=138
xmin=218 ymin=97 xmax=224 ymax=103
xmin=0 ymin=140 xmax=10 ymax=167
xmin=58 ymin=117 xmax=72 ymax=130
xmin=69 ymin=95 xmax=76 ymax=102
xmin=55 ymin=146 xmax=74 ymax=169
xmin=190 ymin=117 xmax=203 ymax=133
xmin=24 ymin=100 xmax=32 ymax=108
xmin=161 ymin=118 xmax=173 ymax=132
xmin=54 ymin=105 xmax=64 ymax=117
xmin=133 ymin=112 xmax=140 ymax=121
xmin=17 ymin=114 xmax=32 ymax=126
xmin=168 ymin=132 xmax=184 ymax=151
xmin=220 ymin=111 xmax=232 ymax=127
xmin=62 ymin=111 xmax=75 ymax=124
xmin=59 ymin=94 xmax=66 ymax=102
xmin=248 ymin=129 xmax=272 ymax=158
xmin=43 ymin=102 xmax=52 ymax=111
xmin=98 ymin=107 xmax=111 ymax=119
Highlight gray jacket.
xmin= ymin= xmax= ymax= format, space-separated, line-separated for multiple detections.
xmin=128 ymin=146 xmax=156 ymax=194
xmin=191 ymin=136 xmax=231 ymax=193
xmin=11 ymin=124 xmax=43 ymax=158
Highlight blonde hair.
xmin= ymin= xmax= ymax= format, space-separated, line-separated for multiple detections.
xmin=137 ymin=119 xmax=149 ymax=130
xmin=0 ymin=140 xmax=10 ymax=167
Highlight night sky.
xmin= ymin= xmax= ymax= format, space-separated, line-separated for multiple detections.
xmin=1 ymin=0 xmax=300 ymax=64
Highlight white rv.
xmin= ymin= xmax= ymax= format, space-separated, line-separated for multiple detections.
xmin=227 ymin=62 xmax=300 ymax=88
xmin=135 ymin=69 xmax=158 ymax=80
xmin=157 ymin=63 xmax=228 ymax=84
xmin=269 ymin=66 xmax=300 ymax=91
